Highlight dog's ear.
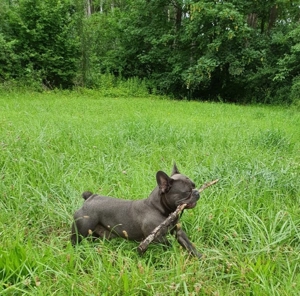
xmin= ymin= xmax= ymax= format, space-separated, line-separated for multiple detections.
xmin=171 ymin=163 xmax=180 ymax=176
xmin=156 ymin=171 xmax=173 ymax=194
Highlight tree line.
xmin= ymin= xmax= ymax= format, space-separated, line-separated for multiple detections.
xmin=0 ymin=0 xmax=300 ymax=104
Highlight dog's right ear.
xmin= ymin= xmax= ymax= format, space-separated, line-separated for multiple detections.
xmin=171 ymin=163 xmax=180 ymax=176
xmin=156 ymin=171 xmax=173 ymax=194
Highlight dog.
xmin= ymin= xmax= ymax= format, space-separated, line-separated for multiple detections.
xmin=71 ymin=164 xmax=201 ymax=258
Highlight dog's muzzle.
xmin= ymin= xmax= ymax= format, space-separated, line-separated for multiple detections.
xmin=185 ymin=190 xmax=200 ymax=209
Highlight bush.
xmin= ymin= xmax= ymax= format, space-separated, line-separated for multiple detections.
xmin=1 ymin=0 xmax=79 ymax=89
xmin=290 ymin=76 xmax=300 ymax=106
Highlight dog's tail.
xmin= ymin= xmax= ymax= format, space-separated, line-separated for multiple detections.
xmin=82 ymin=191 xmax=93 ymax=200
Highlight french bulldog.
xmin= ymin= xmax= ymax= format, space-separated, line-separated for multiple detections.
xmin=71 ymin=164 xmax=201 ymax=258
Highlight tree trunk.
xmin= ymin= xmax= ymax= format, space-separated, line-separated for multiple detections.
xmin=86 ymin=0 xmax=92 ymax=17
xmin=175 ymin=3 xmax=182 ymax=32
xmin=268 ymin=5 xmax=278 ymax=32
xmin=100 ymin=0 xmax=103 ymax=13
xmin=247 ymin=13 xmax=258 ymax=29
xmin=260 ymin=16 xmax=265 ymax=34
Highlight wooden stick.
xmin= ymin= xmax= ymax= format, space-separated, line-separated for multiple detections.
xmin=137 ymin=179 xmax=219 ymax=255
xmin=198 ymin=179 xmax=219 ymax=193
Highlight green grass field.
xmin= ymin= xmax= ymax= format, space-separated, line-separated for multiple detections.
xmin=0 ymin=90 xmax=299 ymax=295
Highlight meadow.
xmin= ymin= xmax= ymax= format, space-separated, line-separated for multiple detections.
xmin=0 ymin=90 xmax=299 ymax=295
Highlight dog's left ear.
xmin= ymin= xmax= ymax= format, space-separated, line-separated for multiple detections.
xmin=171 ymin=163 xmax=180 ymax=176
xmin=156 ymin=171 xmax=173 ymax=194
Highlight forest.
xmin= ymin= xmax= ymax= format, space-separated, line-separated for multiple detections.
xmin=0 ymin=0 xmax=300 ymax=104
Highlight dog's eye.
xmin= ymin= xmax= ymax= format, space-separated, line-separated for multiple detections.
xmin=185 ymin=190 xmax=192 ymax=196
xmin=191 ymin=182 xmax=195 ymax=189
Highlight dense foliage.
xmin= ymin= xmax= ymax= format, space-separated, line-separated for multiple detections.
xmin=0 ymin=0 xmax=79 ymax=88
xmin=0 ymin=0 xmax=300 ymax=103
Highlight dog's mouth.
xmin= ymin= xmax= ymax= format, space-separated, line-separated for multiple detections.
xmin=181 ymin=190 xmax=200 ymax=209
xmin=185 ymin=201 xmax=197 ymax=209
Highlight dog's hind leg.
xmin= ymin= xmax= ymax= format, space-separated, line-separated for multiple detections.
xmin=93 ymin=224 xmax=118 ymax=240
xmin=71 ymin=215 xmax=99 ymax=245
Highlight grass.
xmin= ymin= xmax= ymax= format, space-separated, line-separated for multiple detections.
xmin=0 ymin=89 xmax=299 ymax=295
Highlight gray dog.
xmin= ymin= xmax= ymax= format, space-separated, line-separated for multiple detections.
xmin=71 ymin=164 xmax=201 ymax=258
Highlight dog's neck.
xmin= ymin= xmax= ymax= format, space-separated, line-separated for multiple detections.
xmin=160 ymin=193 xmax=176 ymax=217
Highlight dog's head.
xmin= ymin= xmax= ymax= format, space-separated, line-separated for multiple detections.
xmin=156 ymin=164 xmax=200 ymax=212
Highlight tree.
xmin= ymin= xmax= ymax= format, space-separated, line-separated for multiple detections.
xmin=83 ymin=0 xmax=300 ymax=103
xmin=1 ymin=0 xmax=79 ymax=88
xmin=1 ymin=0 xmax=300 ymax=103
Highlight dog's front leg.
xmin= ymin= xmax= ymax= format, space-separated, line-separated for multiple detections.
xmin=173 ymin=225 xmax=202 ymax=258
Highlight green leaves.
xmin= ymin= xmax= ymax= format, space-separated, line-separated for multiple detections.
xmin=0 ymin=0 xmax=79 ymax=88
xmin=0 ymin=0 xmax=300 ymax=102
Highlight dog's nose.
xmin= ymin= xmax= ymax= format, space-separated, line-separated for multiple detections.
xmin=193 ymin=190 xmax=200 ymax=200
